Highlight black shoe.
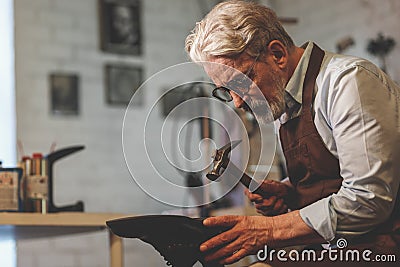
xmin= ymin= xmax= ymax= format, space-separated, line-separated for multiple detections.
xmin=107 ymin=215 xmax=229 ymax=267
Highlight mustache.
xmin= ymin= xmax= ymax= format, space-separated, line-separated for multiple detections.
xmin=240 ymin=96 xmax=280 ymax=124
xmin=241 ymin=98 xmax=266 ymax=113
xmin=240 ymin=99 xmax=265 ymax=121
xmin=241 ymin=101 xmax=251 ymax=112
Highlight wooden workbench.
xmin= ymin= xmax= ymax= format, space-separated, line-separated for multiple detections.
xmin=0 ymin=212 xmax=127 ymax=267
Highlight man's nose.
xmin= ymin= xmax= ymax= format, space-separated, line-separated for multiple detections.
xmin=230 ymin=91 xmax=250 ymax=109
xmin=230 ymin=91 xmax=243 ymax=108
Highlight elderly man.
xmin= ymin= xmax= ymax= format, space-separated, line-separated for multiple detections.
xmin=185 ymin=0 xmax=400 ymax=265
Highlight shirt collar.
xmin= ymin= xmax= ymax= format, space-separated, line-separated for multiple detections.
xmin=279 ymin=41 xmax=315 ymax=123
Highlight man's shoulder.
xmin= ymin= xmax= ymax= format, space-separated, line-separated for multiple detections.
xmin=314 ymin=53 xmax=375 ymax=120
xmin=322 ymin=52 xmax=378 ymax=77
xmin=316 ymin=52 xmax=388 ymax=99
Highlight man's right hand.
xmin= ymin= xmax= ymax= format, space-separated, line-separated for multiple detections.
xmin=244 ymin=180 xmax=294 ymax=216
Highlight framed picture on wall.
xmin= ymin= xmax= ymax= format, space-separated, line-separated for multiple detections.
xmin=49 ymin=73 xmax=79 ymax=115
xmin=99 ymin=0 xmax=141 ymax=55
xmin=105 ymin=64 xmax=143 ymax=106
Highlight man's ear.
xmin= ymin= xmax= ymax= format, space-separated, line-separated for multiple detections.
xmin=267 ymin=40 xmax=288 ymax=69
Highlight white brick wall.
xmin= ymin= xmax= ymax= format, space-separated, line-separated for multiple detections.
xmin=14 ymin=0 xmax=400 ymax=266
xmin=15 ymin=0 xmax=203 ymax=266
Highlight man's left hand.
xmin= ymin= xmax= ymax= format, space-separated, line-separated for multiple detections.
xmin=200 ymin=215 xmax=273 ymax=265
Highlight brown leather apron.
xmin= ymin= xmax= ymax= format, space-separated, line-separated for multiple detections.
xmin=278 ymin=45 xmax=399 ymax=260
xmin=279 ymin=45 xmax=342 ymax=209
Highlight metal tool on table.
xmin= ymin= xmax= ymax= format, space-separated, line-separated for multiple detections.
xmin=45 ymin=146 xmax=85 ymax=212
xmin=206 ymin=139 xmax=265 ymax=195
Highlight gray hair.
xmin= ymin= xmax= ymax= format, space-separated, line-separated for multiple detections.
xmin=185 ymin=0 xmax=295 ymax=62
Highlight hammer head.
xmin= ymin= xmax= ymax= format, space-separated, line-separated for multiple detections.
xmin=206 ymin=140 xmax=242 ymax=181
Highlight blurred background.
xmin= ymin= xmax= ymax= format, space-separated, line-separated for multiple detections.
xmin=0 ymin=0 xmax=399 ymax=266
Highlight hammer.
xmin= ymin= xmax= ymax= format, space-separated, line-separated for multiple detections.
xmin=206 ymin=140 xmax=264 ymax=195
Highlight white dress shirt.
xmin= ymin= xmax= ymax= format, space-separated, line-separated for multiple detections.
xmin=280 ymin=42 xmax=400 ymax=242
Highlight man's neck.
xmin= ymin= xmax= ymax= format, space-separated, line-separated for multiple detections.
xmin=287 ymin=46 xmax=305 ymax=81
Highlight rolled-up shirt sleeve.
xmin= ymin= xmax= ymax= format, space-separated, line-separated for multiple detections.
xmin=300 ymin=63 xmax=400 ymax=242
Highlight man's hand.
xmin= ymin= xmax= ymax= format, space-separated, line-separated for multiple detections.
xmin=200 ymin=215 xmax=273 ymax=265
xmin=245 ymin=179 xmax=294 ymax=216
xmin=245 ymin=190 xmax=288 ymax=216
xmin=200 ymin=211 xmax=325 ymax=265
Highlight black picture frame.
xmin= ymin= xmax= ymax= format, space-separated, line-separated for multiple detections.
xmin=99 ymin=0 xmax=141 ymax=55
xmin=105 ymin=64 xmax=143 ymax=106
xmin=160 ymin=82 xmax=213 ymax=118
xmin=49 ymin=73 xmax=79 ymax=116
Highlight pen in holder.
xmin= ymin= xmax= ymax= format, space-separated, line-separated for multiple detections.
xmin=25 ymin=153 xmax=49 ymax=213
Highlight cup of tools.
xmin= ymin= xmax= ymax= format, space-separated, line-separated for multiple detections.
xmin=23 ymin=153 xmax=49 ymax=213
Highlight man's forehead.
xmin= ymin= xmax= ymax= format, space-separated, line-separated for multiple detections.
xmin=203 ymin=56 xmax=243 ymax=84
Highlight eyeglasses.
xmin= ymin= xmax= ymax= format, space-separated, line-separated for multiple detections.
xmin=212 ymin=53 xmax=260 ymax=102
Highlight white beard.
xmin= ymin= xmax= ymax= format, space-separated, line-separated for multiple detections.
xmin=248 ymin=76 xmax=286 ymax=125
